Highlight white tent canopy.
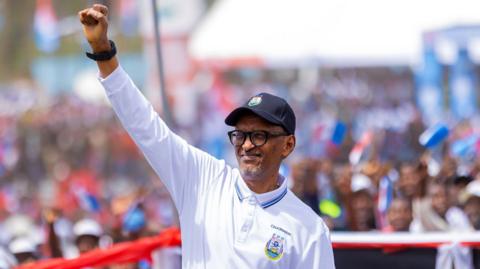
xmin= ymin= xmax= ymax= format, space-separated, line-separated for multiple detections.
xmin=189 ymin=0 xmax=480 ymax=67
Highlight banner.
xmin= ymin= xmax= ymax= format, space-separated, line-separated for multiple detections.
xmin=416 ymin=46 xmax=443 ymax=125
xmin=450 ymin=47 xmax=477 ymax=120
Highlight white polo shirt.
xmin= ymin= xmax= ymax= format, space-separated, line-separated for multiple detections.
xmin=100 ymin=66 xmax=335 ymax=269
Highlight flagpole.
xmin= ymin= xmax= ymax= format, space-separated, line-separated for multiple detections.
xmin=151 ymin=0 xmax=174 ymax=127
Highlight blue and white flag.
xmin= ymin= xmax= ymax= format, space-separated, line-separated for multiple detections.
xmin=74 ymin=187 xmax=101 ymax=213
xmin=451 ymin=134 xmax=479 ymax=160
xmin=419 ymin=124 xmax=449 ymax=149
xmin=377 ymin=175 xmax=394 ymax=214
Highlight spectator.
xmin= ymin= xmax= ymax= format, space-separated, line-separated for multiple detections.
xmin=411 ymin=182 xmax=471 ymax=232
xmin=383 ymin=198 xmax=413 ymax=232
xmin=460 ymin=180 xmax=480 ymax=230
xmin=8 ymin=237 xmax=38 ymax=265
xmin=350 ymin=174 xmax=376 ymax=231
xmin=397 ymin=162 xmax=427 ymax=201
xmin=73 ymin=218 xmax=103 ymax=254
xmin=327 ymin=164 xmax=354 ymax=231
xmin=449 ymin=175 xmax=473 ymax=207
xmin=290 ymin=159 xmax=320 ymax=215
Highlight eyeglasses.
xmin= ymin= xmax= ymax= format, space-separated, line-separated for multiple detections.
xmin=227 ymin=130 xmax=289 ymax=147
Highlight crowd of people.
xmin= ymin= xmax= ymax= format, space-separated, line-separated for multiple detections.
xmin=0 ymin=93 xmax=179 ymax=268
xmin=0 ymin=66 xmax=479 ymax=267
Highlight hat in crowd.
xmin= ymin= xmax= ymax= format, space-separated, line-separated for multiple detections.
xmin=3 ymin=215 xmax=35 ymax=240
xmin=351 ymin=173 xmax=374 ymax=195
xmin=8 ymin=237 xmax=36 ymax=255
xmin=225 ymin=92 xmax=296 ymax=135
xmin=460 ymin=180 xmax=480 ymax=204
xmin=73 ymin=219 xmax=103 ymax=238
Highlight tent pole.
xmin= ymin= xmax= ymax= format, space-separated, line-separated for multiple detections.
xmin=151 ymin=0 xmax=174 ymax=127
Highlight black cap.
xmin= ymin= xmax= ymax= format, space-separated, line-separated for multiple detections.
xmin=224 ymin=92 xmax=296 ymax=134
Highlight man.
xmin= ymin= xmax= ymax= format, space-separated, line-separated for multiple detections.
xmin=350 ymin=174 xmax=376 ymax=231
xmin=462 ymin=180 xmax=480 ymax=230
xmin=78 ymin=4 xmax=334 ymax=268
xmin=8 ymin=237 xmax=38 ymax=265
xmin=411 ymin=182 xmax=471 ymax=232
xmin=73 ymin=218 xmax=103 ymax=254
xmin=383 ymin=198 xmax=413 ymax=232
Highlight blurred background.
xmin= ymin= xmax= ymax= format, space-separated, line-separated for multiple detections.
xmin=3 ymin=0 xmax=480 ymax=268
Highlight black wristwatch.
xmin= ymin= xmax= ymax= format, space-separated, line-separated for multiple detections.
xmin=86 ymin=40 xmax=117 ymax=61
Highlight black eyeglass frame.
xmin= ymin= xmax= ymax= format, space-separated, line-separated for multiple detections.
xmin=227 ymin=130 xmax=290 ymax=147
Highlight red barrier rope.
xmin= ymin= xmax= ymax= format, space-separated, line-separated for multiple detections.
xmin=15 ymin=227 xmax=181 ymax=269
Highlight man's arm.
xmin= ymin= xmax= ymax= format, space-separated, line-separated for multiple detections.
xmin=78 ymin=4 xmax=118 ymax=78
xmin=78 ymin=4 xmax=230 ymax=214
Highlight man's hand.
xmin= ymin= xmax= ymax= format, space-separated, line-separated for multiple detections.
xmin=78 ymin=4 xmax=118 ymax=78
xmin=78 ymin=4 xmax=110 ymax=53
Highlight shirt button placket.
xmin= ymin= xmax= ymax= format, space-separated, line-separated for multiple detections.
xmin=237 ymin=196 xmax=256 ymax=243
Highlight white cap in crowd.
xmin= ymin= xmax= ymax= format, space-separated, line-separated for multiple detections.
xmin=460 ymin=180 xmax=480 ymax=204
xmin=8 ymin=237 xmax=36 ymax=254
xmin=351 ymin=173 xmax=374 ymax=194
xmin=73 ymin=219 xmax=103 ymax=238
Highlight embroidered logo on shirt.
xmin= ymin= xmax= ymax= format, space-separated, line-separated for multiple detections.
xmin=248 ymin=96 xmax=262 ymax=106
xmin=264 ymin=233 xmax=285 ymax=261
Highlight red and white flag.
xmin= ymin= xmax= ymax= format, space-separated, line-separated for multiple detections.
xmin=349 ymin=131 xmax=373 ymax=165
xmin=33 ymin=0 xmax=59 ymax=53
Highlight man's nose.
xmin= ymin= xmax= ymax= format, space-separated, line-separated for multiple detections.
xmin=242 ymin=135 xmax=255 ymax=151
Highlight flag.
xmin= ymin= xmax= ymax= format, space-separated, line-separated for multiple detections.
xmin=349 ymin=131 xmax=373 ymax=165
xmin=310 ymin=119 xmax=345 ymax=157
xmin=33 ymin=0 xmax=59 ymax=53
xmin=123 ymin=203 xmax=146 ymax=233
xmin=377 ymin=175 xmax=394 ymax=228
xmin=73 ymin=186 xmax=101 ymax=213
xmin=119 ymin=0 xmax=139 ymax=37
xmin=331 ymin=121 xmax=347 ymax=146
xmin=451 ymin=134 xmax=479 ymax=159
xmin=419 ymin=124 xmax=449 ymax=148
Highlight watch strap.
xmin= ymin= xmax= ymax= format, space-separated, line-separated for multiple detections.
xmin=86 ymin=40 xmax=117 ymax=61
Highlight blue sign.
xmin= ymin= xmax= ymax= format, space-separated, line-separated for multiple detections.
xmin=416 ymin=46 xmax=444 ymax=125
xmin=450 ymin=47 xmax=477 ymax=119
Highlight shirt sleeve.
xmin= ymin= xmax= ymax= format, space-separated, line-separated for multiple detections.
xmin=296 ymin=221 xmax=336 ymax=269
xmin=99 ymin=66 xmax=229 ymax=214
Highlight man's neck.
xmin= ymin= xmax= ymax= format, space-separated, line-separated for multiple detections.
xmin=244 ymin=174 xmax=280 ymax=194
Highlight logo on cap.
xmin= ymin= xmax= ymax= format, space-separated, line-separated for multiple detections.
xmin=248 ymin=96 xmax=262 ymax=107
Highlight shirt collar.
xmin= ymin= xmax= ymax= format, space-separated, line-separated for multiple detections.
xmin=235 ymin=174 xmax=288 ymax=209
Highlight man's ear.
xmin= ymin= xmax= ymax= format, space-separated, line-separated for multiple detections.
xmin=281 ymin=135 xmax=296 ymax=159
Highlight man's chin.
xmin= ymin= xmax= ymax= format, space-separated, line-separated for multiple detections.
xmin=240 ymin=167 xmax=262 ymax=181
